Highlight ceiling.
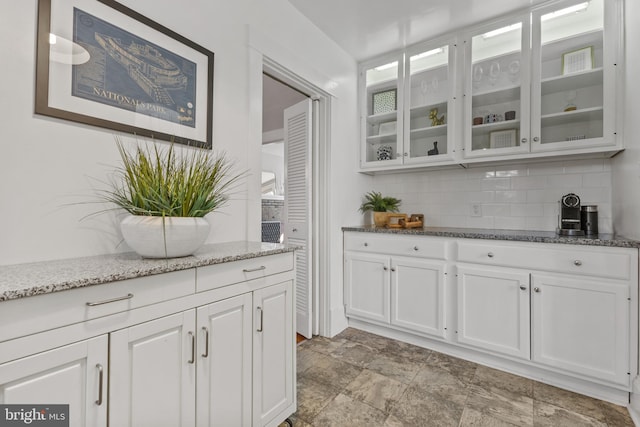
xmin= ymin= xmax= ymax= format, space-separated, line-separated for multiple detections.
xmin=288 ymin=0 xmax=550 ymax=61
xmin=262 ymin=74 xmax=307 ymax=135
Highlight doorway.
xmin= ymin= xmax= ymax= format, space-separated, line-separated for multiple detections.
xmin=260 ymin=61 xmax=330 ymax=339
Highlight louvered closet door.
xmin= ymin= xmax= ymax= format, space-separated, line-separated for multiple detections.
xmin=284 ymin=98 xmax=313 ymax=338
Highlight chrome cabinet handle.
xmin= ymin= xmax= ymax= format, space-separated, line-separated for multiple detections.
xmin=188 ymin=332 xmax=195 ymax=364
xmin=201 ymin=327 xmax=209 ymax=358
xmin=574 ymin=260 xmax=582 ymax=266
xmin=413 ymin=246 xmax=419 ymax=251
xmin=86 ymin=293 xmax=134 ymax=306
xmin=519 ymin=286 xmax=527 ymax=291
xmin=256 ymin=307 xmax=264 ymax=332
xmin=383 ymin=266 xmax=388 ymax=271
xmin=534 ymin=287 xmax=541 ymax=293
xmin=364 ymin=242 xmax=368 ymax=247
xmin=292 ymin=228 xmax=298 ymax=232
xmin=533 ymin=136 xmax=540 ymax=142
xmin=243 ymin=266 xmax=266 ymax=273
xmin=391 ymin=267 xmax=396 ymax=272
xmin=487 ymin=252 xmax=494 ymax=258
xmin=521 ymin=138 xmax=528 ymax=143
xmin=95 ymin=364 xmax=104 ymax=406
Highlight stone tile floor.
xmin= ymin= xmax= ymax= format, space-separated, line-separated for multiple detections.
xmin=282 ymin=328 xmax=635 ymax=427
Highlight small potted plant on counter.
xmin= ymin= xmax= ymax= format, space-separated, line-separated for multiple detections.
xmin=99 ymin=138 xmax=245 ymax=258
xmin=359 ymin=191 xmax=401 ymax=227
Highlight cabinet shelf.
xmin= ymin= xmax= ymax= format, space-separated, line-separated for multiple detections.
xmin=410 ymin=101 xmax=447 ymax=118
xmin=541 ymin=29 xmax=603 ymax=63
xmin=367 ymin=111 xmax=397 ymax=125
xmin=410 ymin=124 xmax=447 ymax=139
xmin=541 ymin=106 xmax=603 ymax=127
xmin=367 ymin=133 xmax=398 ymax=144
xmin=472 ymin=85 xmax=520 ymax=108
xmin=541 ymin=68 xmax=603 ymax=95
xmin=472 ymin=119 xmax=520 ymax=134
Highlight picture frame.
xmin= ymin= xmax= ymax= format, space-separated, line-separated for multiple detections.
xmin=372 ymin=89 xmax=397 ymax=115
xmin=562 ymin=46 xmax=594 ymax=75
xmin=489 ymin=129 xmax=517 ymax=149
xmin=378 ymin=121 xmax=397 ymax=136
xmin=35 ymin=0 xmax=215 ymax=148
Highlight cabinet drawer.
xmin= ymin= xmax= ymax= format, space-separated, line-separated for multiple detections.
xmin=0 ymin=269 xmax=195 ymax=343
xmin=458 ymin=241 xmax=634 ymax=280
xmin=197 ymin=253 xmax=294 ymax=292
xmin=344 ymin=232 xmax=446 ymax=259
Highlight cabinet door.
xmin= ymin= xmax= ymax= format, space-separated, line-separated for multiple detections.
xmin=109 ymin=311 xmax=196 ymax=427
xmin=457 ymin=264 xmax=530 ymax=359
xmin=531 ymin=274 xmax=629 ymax=386
xmin=196 ymin=294 xmax=252 ymax=427
xmin=0 ymin=336 xmax=108 ymax=427
xmin=404 ymin=38 xmax=457 ymax=164
xmin=531 ymin=0 xmax=615 ymax=152
xmin=463 ymin=14 xmax=531 ymax=158
xmin=344 ymin=252 xmax=391 ymax=323
xmin=253 ymin=281 xmax=295 ymax=427
xmin=360 ymin=53 xmax=404 ymax=167
xmin=391 ymin=256 xmax=446 ymax=338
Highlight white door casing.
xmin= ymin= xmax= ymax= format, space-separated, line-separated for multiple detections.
xmin=284 ymin=98 xmax=313 ymax=339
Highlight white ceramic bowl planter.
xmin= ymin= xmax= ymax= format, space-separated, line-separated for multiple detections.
xmin=120 ymin=215 xmax=210 ymax=258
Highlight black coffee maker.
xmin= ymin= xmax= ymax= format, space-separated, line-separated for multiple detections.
xmin=557 ymin=193 xmax=585 ymax=236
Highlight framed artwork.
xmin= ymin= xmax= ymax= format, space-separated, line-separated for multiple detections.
xmin=489 ymin=129 xmax=517 ymax=149
xmin=35 ymin=0 xmax=214 ymax=148
xmin=562 ymin=46 xmax=594 ymax=75
xmin=372 ymin=89 xmax=397 ymax=115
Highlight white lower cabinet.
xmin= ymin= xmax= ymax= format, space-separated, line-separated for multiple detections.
xmin=531 ymin=273 xmax=630 ymax=386
xmin=0 ymin=335 xmax=108 ymax=427
xmin=253 ymin=281 xmax=295 ymax=427
xmin=109 ymin=311 xmax=197 ymax=427
xmin=0 ymin=252 xmax=296 ymax=427
xmin=343 ymin=231 xmax=638 ymax=399
xmin=457 ymin=264 xmax=530 ymax=359
xmin=197 ymin=294 xmax=253 ymax=427
xmin=344 ymin=246 xmax=447 ymax=339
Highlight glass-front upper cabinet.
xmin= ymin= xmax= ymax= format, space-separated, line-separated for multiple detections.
xmin=531 ymin=0 xmax=613 ymax=151
xmin=404 ymin=38 xmax=457 ymax=163
xmin=464 ymin=14 xmax=531 ymax=159
xmin=359 ymin=54 xmax=404 ymax=167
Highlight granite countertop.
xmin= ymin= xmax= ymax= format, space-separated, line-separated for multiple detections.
xmin=342 ymin=225 xmax=640 ymax=248
xmin=0 ymin=241 xmax=296 ymax=302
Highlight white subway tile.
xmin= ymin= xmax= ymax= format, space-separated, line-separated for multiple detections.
xmin=511 ymin=175 xmax=548 ymax=190
xmin=495 ymin=190 xmax=527 ymax=203
xmin=467 ymin=216 xmax=495 ymax=228
xmin=528 ymin=162 xmax=565 ymax=176
xmin=465 ymin=191 xmax=496 ymax=203
xmin=511 ymin=204 xmax=544 ymax=217
xmin=483 ymin=204 xmax=512 ymax=216
xmin=482 ymin=177 xmax=511 ymax=191
xmin=547 ymin=173 xmax=582 ymax=188
xmin=466 ymin=166 xmax=496 ymax=179
xmin=525 ymin=216 xmax=557 ymax=231
xmin=563 ymin=159 xmax=605 ymax=173
xmin=582 ymin=172 xmax=612 ymax=188
xmin=493 ymin=216 xmax=527 ymax=230
xmin=495 ymin=164 xmax=528 ymax=177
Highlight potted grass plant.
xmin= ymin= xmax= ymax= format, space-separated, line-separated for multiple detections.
xmin=101 ymin=138 xmax=245 ymax=258
xmin=359 ymin=191 xmax=401 ymax=227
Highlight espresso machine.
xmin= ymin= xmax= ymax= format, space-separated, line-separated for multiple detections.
xmin=557 ymin=193 xmax=585 ymax=236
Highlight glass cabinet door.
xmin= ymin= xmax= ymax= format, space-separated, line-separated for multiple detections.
xmin=465 ymin=15 xmax=530 ymax=158
xmin=360 ymin=55 xmax=403 ymax=166
xmin=404 ymin=40 xmax=455 ymax=163
xmin=532 ymin=0 xmax=608 ymax=151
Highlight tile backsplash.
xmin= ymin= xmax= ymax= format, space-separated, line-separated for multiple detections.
xmin=370 ymin=159 xmax=612 ymax=233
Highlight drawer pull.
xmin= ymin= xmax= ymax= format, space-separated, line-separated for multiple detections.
xmin=256 ymin=307 xmax=264 ymax=332
xmin=95 ymin=364 xmax=104 ymax=406
xmin=391 ymin=267 xmax=396 ymax=272
xmin=86 ymin=293 xmax=134 ymax=307
xmin=383 ymin=266 xmax=388 ymax=271
xmin=413 ymin=246 xmax=419 ymax=251
xmin=201 ymin=327 xmax=209 ymax=358
xmin=534 ymin=287 xmax=541 ymax=293
xmin=364 ymin=242 xmax=368 ymax=247
xmin=243 ymin=266 xmax=266 ymax=273
xmin=519 ymin=286 xmax=527 ymax=291
xmin=188 ymin=332 xmax=195 ymax=364
xmin=574 ymin=260 xmax=582 ymax=266
xmin=487 ymin=252 xmax=494 ymax=258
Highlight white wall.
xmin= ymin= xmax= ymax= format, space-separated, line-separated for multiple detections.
xmin=612 ymin=0 xmax=640 ymax=240
xmin=0 ymin=1 xmax=364 ymax=272
xmin=371 ymin=159 xmax=613 ymax=233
